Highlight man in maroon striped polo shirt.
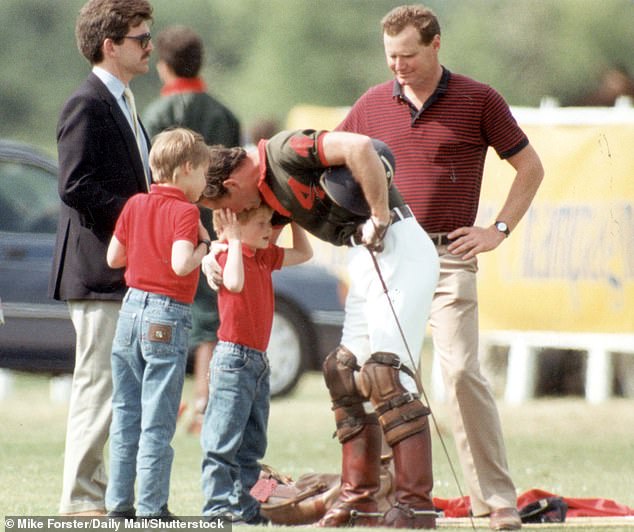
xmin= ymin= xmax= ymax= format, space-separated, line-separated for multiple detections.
xmin=338 ymin=5 xmax=544 ymax=531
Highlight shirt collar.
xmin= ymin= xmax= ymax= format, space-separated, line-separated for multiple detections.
xmin=160 ymin=77 xmax=207 ymax=97
xmin=392 ymin=66 xmax=451 ymax=105
xmin=241 ymin=243 xmax=256 ymax=258
xmin=92 ymin=66 xmax=127 ymax=100
xmin=150 ymin=183 xmax=189 ymax=202
xmin=257 ymin=139 xmax=268 ymax=189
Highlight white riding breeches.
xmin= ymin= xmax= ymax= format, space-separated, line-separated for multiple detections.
xmin=340 ymin=214 xmax=439 ymax=394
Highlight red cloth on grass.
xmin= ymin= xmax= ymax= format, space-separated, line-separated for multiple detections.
xmin=518 ymin=489 xmax=634 ymax=518
xmin=433 ymin=489 xmax=634 ymax=518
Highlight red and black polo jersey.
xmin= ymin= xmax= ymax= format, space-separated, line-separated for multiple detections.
xmin=257 ymin=129 xmax=403 ymax=247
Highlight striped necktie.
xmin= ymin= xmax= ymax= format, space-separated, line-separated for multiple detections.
xmin=123 ymin=87 xmax=149 ymax=190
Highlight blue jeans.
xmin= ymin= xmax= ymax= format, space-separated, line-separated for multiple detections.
xmin=200 ymin=341 xmax=270 ymax=519
xmin=105 ymin=288 xmax=191 ymax=516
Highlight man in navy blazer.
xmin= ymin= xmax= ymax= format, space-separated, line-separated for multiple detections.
xmin=48 ymin=0 xmax=154 ymax=516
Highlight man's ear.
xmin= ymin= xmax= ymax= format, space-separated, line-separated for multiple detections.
xmin=223 ymin=178 xmax=240 ymax=192
xmin=432 ymin=34 xmax=441 ymax=51
xmin=102 ymin=38 xmax=116 ymax=59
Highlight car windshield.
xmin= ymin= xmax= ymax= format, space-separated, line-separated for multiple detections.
xmin=0 ymin=160 xmax=59 ymax=234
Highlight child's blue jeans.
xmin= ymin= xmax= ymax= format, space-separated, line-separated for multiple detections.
xmin=106 ymin=288 xmax=191 ymax=516
xmin=200 ymin=341 xmax=270 ymax=520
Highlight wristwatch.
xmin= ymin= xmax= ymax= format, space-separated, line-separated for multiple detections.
xmin=199 ymin=239 xmax=211 ymax=252
xmin=494 ymin=221 xmax=510 ymax=237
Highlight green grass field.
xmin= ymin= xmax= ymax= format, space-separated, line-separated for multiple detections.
xmin=2 ymin=370 xmax=634 ymax=531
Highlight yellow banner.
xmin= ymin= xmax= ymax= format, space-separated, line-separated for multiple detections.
xmin=478 ymin=108 xmax=634 ymax=332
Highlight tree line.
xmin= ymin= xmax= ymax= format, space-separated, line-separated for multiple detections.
xmin=1 ymin=0 xmax=633 ymax=151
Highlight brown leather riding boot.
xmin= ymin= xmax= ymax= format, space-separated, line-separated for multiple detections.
xmin=318 ymin=422 xmax=382 ymax=527
xmin=383 ymin=422 xmax=436 ymax=529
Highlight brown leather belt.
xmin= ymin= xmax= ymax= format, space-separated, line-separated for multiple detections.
xmin=390 ymin=204 xmax=414 ymax=223
xmin=428 ymin=233 xmax=452 ymax=246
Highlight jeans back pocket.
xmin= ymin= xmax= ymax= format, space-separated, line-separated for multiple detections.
xmin=114 ymin=310 xmax=137 ymax=347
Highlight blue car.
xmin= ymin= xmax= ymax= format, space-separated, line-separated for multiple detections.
xmin=0 ymin=139 xmax=345 ymax=396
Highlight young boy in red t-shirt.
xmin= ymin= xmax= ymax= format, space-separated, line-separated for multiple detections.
xmin=105 ymin=128 xmax=211 ymax=519
xmin=200 ymin=206 xmax=312 ymax=524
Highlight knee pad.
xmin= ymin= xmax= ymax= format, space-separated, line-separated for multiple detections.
xmin=323 ymin=345 xmax=377 ymax=443
xmin=359 ymin=352 xmax=430 ymax=446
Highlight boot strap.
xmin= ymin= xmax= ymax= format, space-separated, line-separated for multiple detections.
xmin=369 ymin=352 xmax=419 ymax=383
xmin=374 ymin=392 xmax=416 ymax=416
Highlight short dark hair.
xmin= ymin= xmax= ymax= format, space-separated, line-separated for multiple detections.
xmin=75 ymin=0 xmax=153 ymax=64
xmin=381 ymin=4 xmax=440 ymax=45
xmin=156 ymin=25 xmax=203 ymax=78
xmin=203 ymin=145 xmax=247 ymax=200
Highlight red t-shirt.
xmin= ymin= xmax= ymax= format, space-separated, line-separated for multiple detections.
xmin=216 ymin=244 xmax=284 ymax=351
xmin=114 ymin=184 xmax=200 ymax=304
xmin=338 ymin=69 xmax=528 ymax=233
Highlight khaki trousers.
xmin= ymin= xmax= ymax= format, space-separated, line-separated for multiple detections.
xmin=429 ymin=249 xmax=517 ymax=516
xmin=59 ymin=300 xmax=120 ymax=514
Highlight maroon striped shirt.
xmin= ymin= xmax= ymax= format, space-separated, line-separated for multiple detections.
xmin=338 ymin=69 xmax=528 ymax=233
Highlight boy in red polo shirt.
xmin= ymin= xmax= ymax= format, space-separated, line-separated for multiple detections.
xmin=200 ymin=206 xmax=312 ymax=524
xmin=105 ymin=128 xmax=211 ymax=519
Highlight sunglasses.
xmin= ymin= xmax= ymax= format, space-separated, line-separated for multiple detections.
xmin=123 ymin=32 xmax=152 ymax=49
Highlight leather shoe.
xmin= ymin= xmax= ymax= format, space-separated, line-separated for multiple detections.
xmin=107 ymin=509 xmax=135 ymax=519
xmin=489 ymin=507 xmax=521 ymax=530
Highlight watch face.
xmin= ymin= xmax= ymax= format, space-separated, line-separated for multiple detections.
xmin=496 ymin=221 xmax=509 ymax=235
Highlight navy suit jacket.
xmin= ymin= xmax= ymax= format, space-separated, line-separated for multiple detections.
xmin=49 ymin=73 xmax=150 ymax=301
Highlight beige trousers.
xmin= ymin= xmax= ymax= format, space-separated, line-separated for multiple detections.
xmin=59 ymin=300 xmax=120 ymax=514
xmin=429 ymin=248 xmax=517 ymax=516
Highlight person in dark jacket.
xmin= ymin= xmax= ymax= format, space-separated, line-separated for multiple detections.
xmin=49 ymin=0 xmax=154 ymax=516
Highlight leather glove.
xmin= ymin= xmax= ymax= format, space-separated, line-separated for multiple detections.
xmin=359 ymin=216 xmax=391 ymax=253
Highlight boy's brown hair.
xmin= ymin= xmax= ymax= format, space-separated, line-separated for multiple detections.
xmin=212 ymin=204 xmax=273 ymax=239
xmin=149 ymin=127 xmax=209 ymax=183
